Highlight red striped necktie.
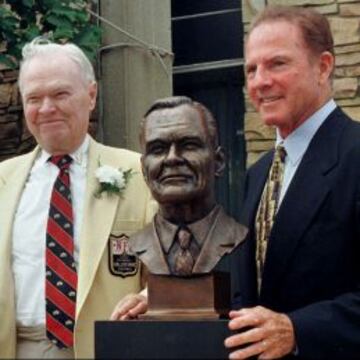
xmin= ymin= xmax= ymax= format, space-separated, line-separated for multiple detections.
xmin=45 ymin=155 xmax=77 ymax=348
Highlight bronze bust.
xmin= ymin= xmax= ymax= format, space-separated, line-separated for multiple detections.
xmin=108 ymin=97 xmax=247 ymax=357
xmin=130 ymin=96 xmax=247 ymax=276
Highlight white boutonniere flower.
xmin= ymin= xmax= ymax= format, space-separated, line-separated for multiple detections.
xmin=95 ymin=163 xmax=133 ymax=198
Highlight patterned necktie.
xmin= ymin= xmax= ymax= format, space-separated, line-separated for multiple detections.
xmin=45 ymin=155 xmax=77 ymax=348
xmin=173 ymin=227 xmax=194 ymax=276
xmin=255 ymin=145 xmax=286 ymax=291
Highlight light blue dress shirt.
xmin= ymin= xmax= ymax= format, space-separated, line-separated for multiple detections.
xmin=276 ymin=99 xmax=337 ymax=206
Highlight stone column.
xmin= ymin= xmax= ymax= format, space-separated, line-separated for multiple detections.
xmin=99 ymin=0 xmax=173 ymax=151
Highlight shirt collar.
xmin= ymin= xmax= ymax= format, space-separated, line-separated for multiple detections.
xmin=37 ymin=134 xmax=90 ymax=167
xmin=154 ymin=205 xmax=221 ymax=253
xmin=276 ymin=99 xmax=336 ymax=166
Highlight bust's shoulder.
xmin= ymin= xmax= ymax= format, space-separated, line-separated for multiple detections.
xmin=129 ymin=220 xmax=156 ymax=251
xmin=215 ymin=207 xmax=248 ymax=243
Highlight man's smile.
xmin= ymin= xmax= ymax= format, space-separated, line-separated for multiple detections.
xmin=159 ymin=173 xmax=193 ymax=183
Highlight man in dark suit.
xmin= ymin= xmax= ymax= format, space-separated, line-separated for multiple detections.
xmin=225 ymin=5 xmax=360 ymax=359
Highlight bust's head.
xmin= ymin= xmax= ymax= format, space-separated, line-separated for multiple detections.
xmin=140 ymin=96 xmax=225 ymax=220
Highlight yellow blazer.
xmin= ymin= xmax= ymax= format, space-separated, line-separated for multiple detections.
xmin=0 ymin=137 xmax=156 ymax=358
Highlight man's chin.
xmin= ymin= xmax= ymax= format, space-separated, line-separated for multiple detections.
xmin=262 ymin=115 xmax=284 ymax=128
xmin=38 ymin=136 xmax=70 ymax=154
xmin=153 ymin=187 xmax=196 ymax=204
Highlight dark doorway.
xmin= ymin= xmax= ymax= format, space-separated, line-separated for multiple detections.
xmin=171 ymin=0 xmax=246 ymax=218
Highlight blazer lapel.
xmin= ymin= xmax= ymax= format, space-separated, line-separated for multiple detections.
xmin=193 ymin=208 xmax=247 ymax=273
xmin=261 ymin=111 xmax=345 ymax=299
xmin=228 ymin=153 xmax=273 ymax=307
xmin=0 ymin=147 xmax=40 ymax=354
xmin=241 ymin=152 xmax=273 ymax=228
xmin=76 ymin=138 xmax=122 ymax=315
xmin=130 ymin=222 xmax=170 ymax=274
xmin=0 ymin=147 xmax=40 ymax=254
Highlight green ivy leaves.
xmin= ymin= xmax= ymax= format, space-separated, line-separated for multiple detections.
xmin=0 ymin=0 xmax=101 ymax=68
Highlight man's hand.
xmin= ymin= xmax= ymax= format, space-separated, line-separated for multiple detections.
xmin=110 ymin=293 xmax=148 ymax=320
xmin=224 ymin=306 xmax=295 ymax=359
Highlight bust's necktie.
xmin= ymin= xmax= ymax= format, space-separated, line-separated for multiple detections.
xmin=45 ymin=155 xmax=77 ymax=348
xmin=255 ymin=145 xmax=287 ymax=291
xmin=173 ymin=227 xmax=195 ymax=276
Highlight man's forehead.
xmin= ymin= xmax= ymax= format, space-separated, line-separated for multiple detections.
xmin=146 ymin=106 xmax=205 ymax=129
xmin=245 ymin=22 xmax=307 ymax=62
xmin=144 ymin=106 xmax=208 ymax=140
xmin=21 ymin=71 xmax=79 ymax=97
xmin=22 ymin=53 xmax=83 ymax=81
xmin=148 ymin=105 xmax=199 ymax=122
xmin=246 ymin=20 xmax=303 ymax=48
xmin=21 ymin=54 xmax=87 ymax=93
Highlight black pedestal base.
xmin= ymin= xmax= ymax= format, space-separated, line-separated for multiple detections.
xmin=95 ymin=320 xmax=231 ymax=359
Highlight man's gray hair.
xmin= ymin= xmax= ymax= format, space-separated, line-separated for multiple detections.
xmin=18 ymin=37 xmax=95 ymax=92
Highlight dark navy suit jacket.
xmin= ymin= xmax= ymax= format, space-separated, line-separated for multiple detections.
xmin=231 ymin=107 xmax=360 ymax=359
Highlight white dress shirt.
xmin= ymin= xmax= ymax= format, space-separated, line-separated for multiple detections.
xmin=277 ymin=99 xmax=337 ymax=206
xmin=12 ymin=135 xmax=89 ymax=326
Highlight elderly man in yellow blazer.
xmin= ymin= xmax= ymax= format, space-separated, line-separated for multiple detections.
xmin=0 ymin=37 xmax=155 ymax=359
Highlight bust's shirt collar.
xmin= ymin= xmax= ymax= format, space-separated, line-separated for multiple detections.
xmin=155 ymin=204 xmax=221 ymax=253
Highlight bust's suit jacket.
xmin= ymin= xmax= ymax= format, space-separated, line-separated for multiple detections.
xmin=232 ymin=107 xmax=360 ymax=359
xmin=131 ymin=206 xmax=247 ymax=275
xmin=0 ymin=136 xmax=156 ymax=359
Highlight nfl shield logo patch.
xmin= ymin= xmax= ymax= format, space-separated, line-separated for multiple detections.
xmin=108 ymin=234 xmax=139 ymax=277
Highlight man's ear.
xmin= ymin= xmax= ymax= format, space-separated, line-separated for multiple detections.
xmin=88 ymin=81 xmax=97 ymax=111
xmin=140 ymin=155 xmax=149 ymax=185
xmin=214 ymin=146 xmax=226 ymax=177
xmin=318 ymin=51 xmax=334 ymax=85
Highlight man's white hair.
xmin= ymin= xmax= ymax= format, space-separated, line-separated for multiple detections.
xmin=18 ymin=36 xmax=95 ymax=92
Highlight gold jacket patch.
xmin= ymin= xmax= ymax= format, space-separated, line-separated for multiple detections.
xmin=108 ymin=234 xmax=139 ymax=277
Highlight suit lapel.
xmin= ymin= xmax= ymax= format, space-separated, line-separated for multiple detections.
xmin=0 ymin=147 xmax=40 ymax=354
xmin=0 ymin=148 xmax=40 ymax=253
xmin=193 ymin=208 xmax=246 ymax=273
xmin=241 ymin=152 xmax=273 ymax=228
xmin=76 ymin=138 xmax=122 ymax=315
xmin=131 ymin=222 xmax=170 ymax=274
xmin=228 ymin=156 xmax=273 ymax=307
xmin=261 ymin=110 xmax=345 ymax=300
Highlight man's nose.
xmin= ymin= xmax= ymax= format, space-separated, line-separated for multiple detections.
xmin=38 ymin=97 xmax=56 ymax=114
xmin=251 ymin=67 xmax=273 ymax=89
xmin=164 ymin=144 xmax=183 ymax=165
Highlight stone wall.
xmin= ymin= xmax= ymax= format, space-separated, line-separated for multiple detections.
xmin=242 ymin=0 xmax=360 ymax=166
xmin=0 ymin=67 xmax=34 ymax=161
